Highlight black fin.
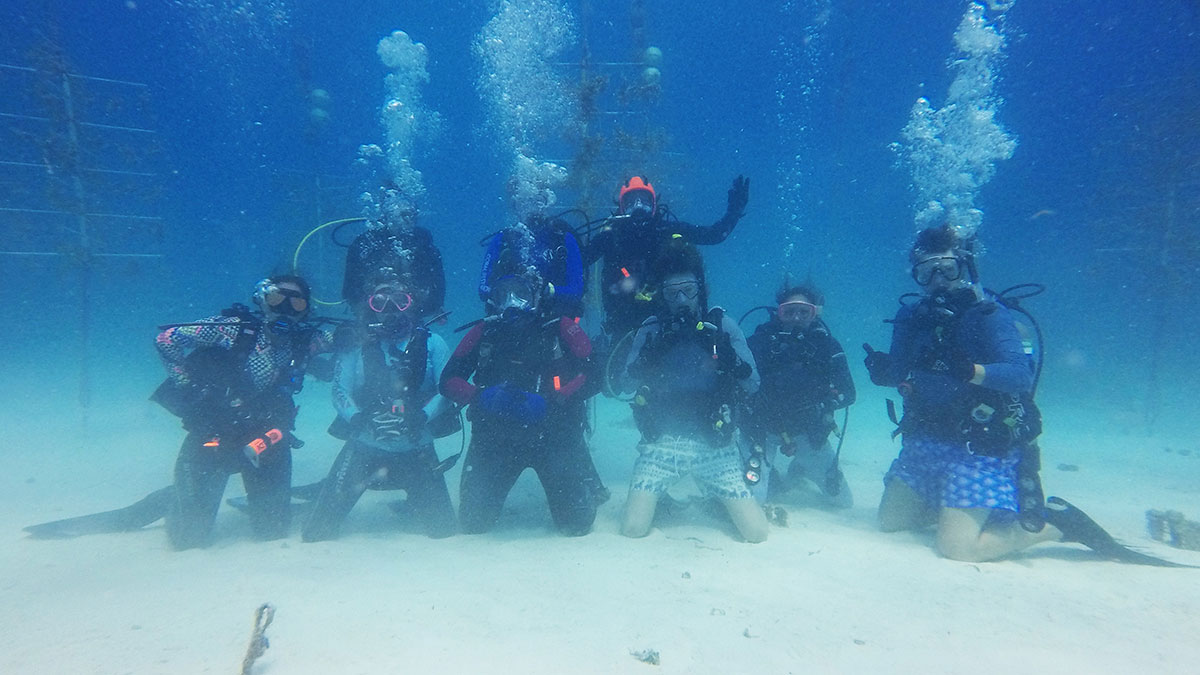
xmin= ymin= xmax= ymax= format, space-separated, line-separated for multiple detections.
xmin=1046 ymin=497 xmax=1198 ymax=568
xmin=23 ymin=486 xmax=175 ymax=539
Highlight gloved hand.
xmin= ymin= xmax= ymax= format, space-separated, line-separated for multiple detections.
xmin=862 ymin=343 xmax=893 ymax=385
xmin=477 ymin=384 xmax=548 ymax=425
xmin=726 ymin=175 xmax=750 ymax=218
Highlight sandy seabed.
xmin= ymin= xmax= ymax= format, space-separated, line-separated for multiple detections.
xmin=2 ymin=384 xmax=1198 ymax=675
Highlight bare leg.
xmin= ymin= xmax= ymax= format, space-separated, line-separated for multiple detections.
xmin=937 ymin=507 xmax=1064 ymax=562
xmin=722 ymin=497 xmax=769 ymax=543
xmin=878 ymin=478 xmax=937 ymax=532
xmin=621 ymin=489 xmax=660 ymax=538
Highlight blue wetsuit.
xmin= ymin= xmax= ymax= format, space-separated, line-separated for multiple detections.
xmin=881 ymin=290 xmax=1037 ymax=512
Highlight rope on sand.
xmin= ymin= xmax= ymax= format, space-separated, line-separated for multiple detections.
xmin=240 ymin=603 xmax=275 ymax=675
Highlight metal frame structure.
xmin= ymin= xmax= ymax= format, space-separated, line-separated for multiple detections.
xmin=0 ymin=61 xmax=163 ymax=418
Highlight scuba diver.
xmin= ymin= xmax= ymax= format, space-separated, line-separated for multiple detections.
xmin=440 ymin=243 xmax=601 ymax=536
xmin=154 ymin=275 xmax=332 ymax=550
xmin=741 ymin=278 xmax=855 ymax=508
xmin=583 ymin=175 xmax=750 ymax=342
xmin=301 ymin=269 xmax=458 ymax=542
xmin=619 ymin=240 xmax=769 ymax=543
xmin=479 ymin=215 xmax=585 ymax=320
xmin=24 ymin=277 xmax=333 ymax=545
xmin=343 ymin=185 xmax=446 ymax=317
xmin=864 ymin=225 xmax=1187 ymax=566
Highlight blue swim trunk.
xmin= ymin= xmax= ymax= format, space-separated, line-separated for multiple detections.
xmin=885 ymin=435 xmax=1019 ymax=512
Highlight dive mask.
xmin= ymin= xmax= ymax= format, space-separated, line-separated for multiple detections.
xmin=911 ymin=255 xmax=964 ymax=286
xmin=264 ymin=284 xmax=309 ymax=314
xmin=490 ymin=275 xmax=539 ymax=313
xmin=368 ymin=288 xmax=414 ymax=313
xmin=777 ymin=300 xmax=819 ymax=325
xmin=661 ymin=279 xmax=700 ymax=303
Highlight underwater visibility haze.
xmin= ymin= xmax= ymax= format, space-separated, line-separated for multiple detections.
xmin=0 ymin=0 xmax=1198 ymax=672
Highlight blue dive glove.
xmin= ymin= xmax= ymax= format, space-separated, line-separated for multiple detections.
xmin=477 ymin=384 xmax=548 ymax=425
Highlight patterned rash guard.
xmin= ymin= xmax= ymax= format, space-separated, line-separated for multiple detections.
xmin=155 ymin=315 xmax=333 ymax=392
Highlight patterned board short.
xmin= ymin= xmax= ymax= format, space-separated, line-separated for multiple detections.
xmin=886 ymin=435 xmax=1020 ymax=512
xmin=630 ymin=435 xmax=752 ymax=501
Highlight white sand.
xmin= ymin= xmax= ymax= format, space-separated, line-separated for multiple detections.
xmin=2 ymin=384 xmax=1198 ymax=674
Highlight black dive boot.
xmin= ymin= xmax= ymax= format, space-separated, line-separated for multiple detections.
xmin=1045 ymin=497 xmax=1196 ymax=568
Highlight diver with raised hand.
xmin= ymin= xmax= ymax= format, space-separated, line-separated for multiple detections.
xmin=155 ymin=275 xmax=332 ymax=550
xmin=441 ymin=237 xmax=601 ymax=537
xmin=741 ymin=278 xmax=855 ymax=509
xmin=584 ymin=175 xmax=749 ymax=342
xmin=864 ymin=225 xmax=1186 ymax=565
xmin=301 ymin=267 xmax=458 ymax=542
xmin=619 ymin=240 xmax=769 ymax=543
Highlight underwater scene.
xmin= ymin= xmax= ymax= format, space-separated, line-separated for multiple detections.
xmin=1 ymin=0 xmax=1198 ymax=672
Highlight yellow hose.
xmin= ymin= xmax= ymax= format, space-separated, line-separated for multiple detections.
xmin=291 ymin=217 xmax=367 ymax=306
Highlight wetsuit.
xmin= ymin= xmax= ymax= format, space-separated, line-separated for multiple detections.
xmin=583 ymin=210 xmax=741 ymax=338
xmin=343 ymin=225 xmax=446 ymax=314
xmin=155 ymin=315 xmax=332 ymax=550
xmin=301 ymin=329 xmax=457 ymax=541
xmin=875 ymin=290 xmax=1039 ymax=513
xmin=441 ymin=315 xmax=599 ymax=536
xmin=622 ymin=310 xmax=760 ymax=500
xmin=742 ymin=318 xmax=856 ymax=504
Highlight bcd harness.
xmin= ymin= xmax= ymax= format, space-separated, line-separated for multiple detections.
xmin=151 ymin=303 xmax=313 ymax=450
xmin=886 ymin=295 xmax=1042 ymax=457
xmin=630 ymin=307 xmax=746 ymax=446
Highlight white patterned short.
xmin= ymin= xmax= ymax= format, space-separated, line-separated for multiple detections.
xmin=630 ymin=434 xmax=752 ymax=501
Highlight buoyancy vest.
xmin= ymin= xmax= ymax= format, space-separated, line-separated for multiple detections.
xmin=893 ymin=294 xmax=1042 ymax=455
xmin=151 ymin=305 xmax=311 ymax=435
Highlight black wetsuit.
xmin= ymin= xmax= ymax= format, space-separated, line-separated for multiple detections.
xmin=441 ymin=315 xmax=600 ymax=536
xmin=583 ymin=209 xmax=740 ymax=338
xmin=155 ymin=315 xmax=328 ymax=550
xmin=744 ymin=319 xmax=856 ymax=445
xmin=343 ymin=225 xmax=446 ymax=314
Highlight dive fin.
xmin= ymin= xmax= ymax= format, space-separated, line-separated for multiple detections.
xmin=23 ymin=486 xmax=175 ymax=539
xmin=1046 ymin=496 xmax=1198 ymax=568
xmin=226 ymin=479 xmax=327 ymax=513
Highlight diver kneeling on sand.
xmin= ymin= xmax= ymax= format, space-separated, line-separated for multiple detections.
xmin=24 ymin=276 xmax=334 ymax=548
xmin=441 ymin=228 xmax=601 ymax=536
xmin=618 ymin=239 xmax=769 ymax=543
xmin=864 ymin=225 xmax=1187 ymax=566
xmin=300 ymin=267 xmax=459 ymax=542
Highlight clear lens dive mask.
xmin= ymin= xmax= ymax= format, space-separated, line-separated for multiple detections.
xmin=621 ymin=191 xmax=654 ymax=219
xmin=911 ymin=255 xmax=964 ymax=286
xmin=368 ymin=288 xmax=414 ymax=313
xmin=662 ymin=279 xmax=700 ymax=303
xmin=491 ymin=276 xmax=538 ymax=313
xmin=777 ymin=300 xmax=819 ymax=324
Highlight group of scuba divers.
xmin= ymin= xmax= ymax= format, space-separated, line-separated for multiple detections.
xmin=26 ymin=175 xmax=1191 ymax=567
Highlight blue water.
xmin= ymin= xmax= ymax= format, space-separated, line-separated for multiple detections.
xmin=2 ymin=2 xmax=1200 ymax=672
xmin=1 ymin=2 xmax=1197 ymax=481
